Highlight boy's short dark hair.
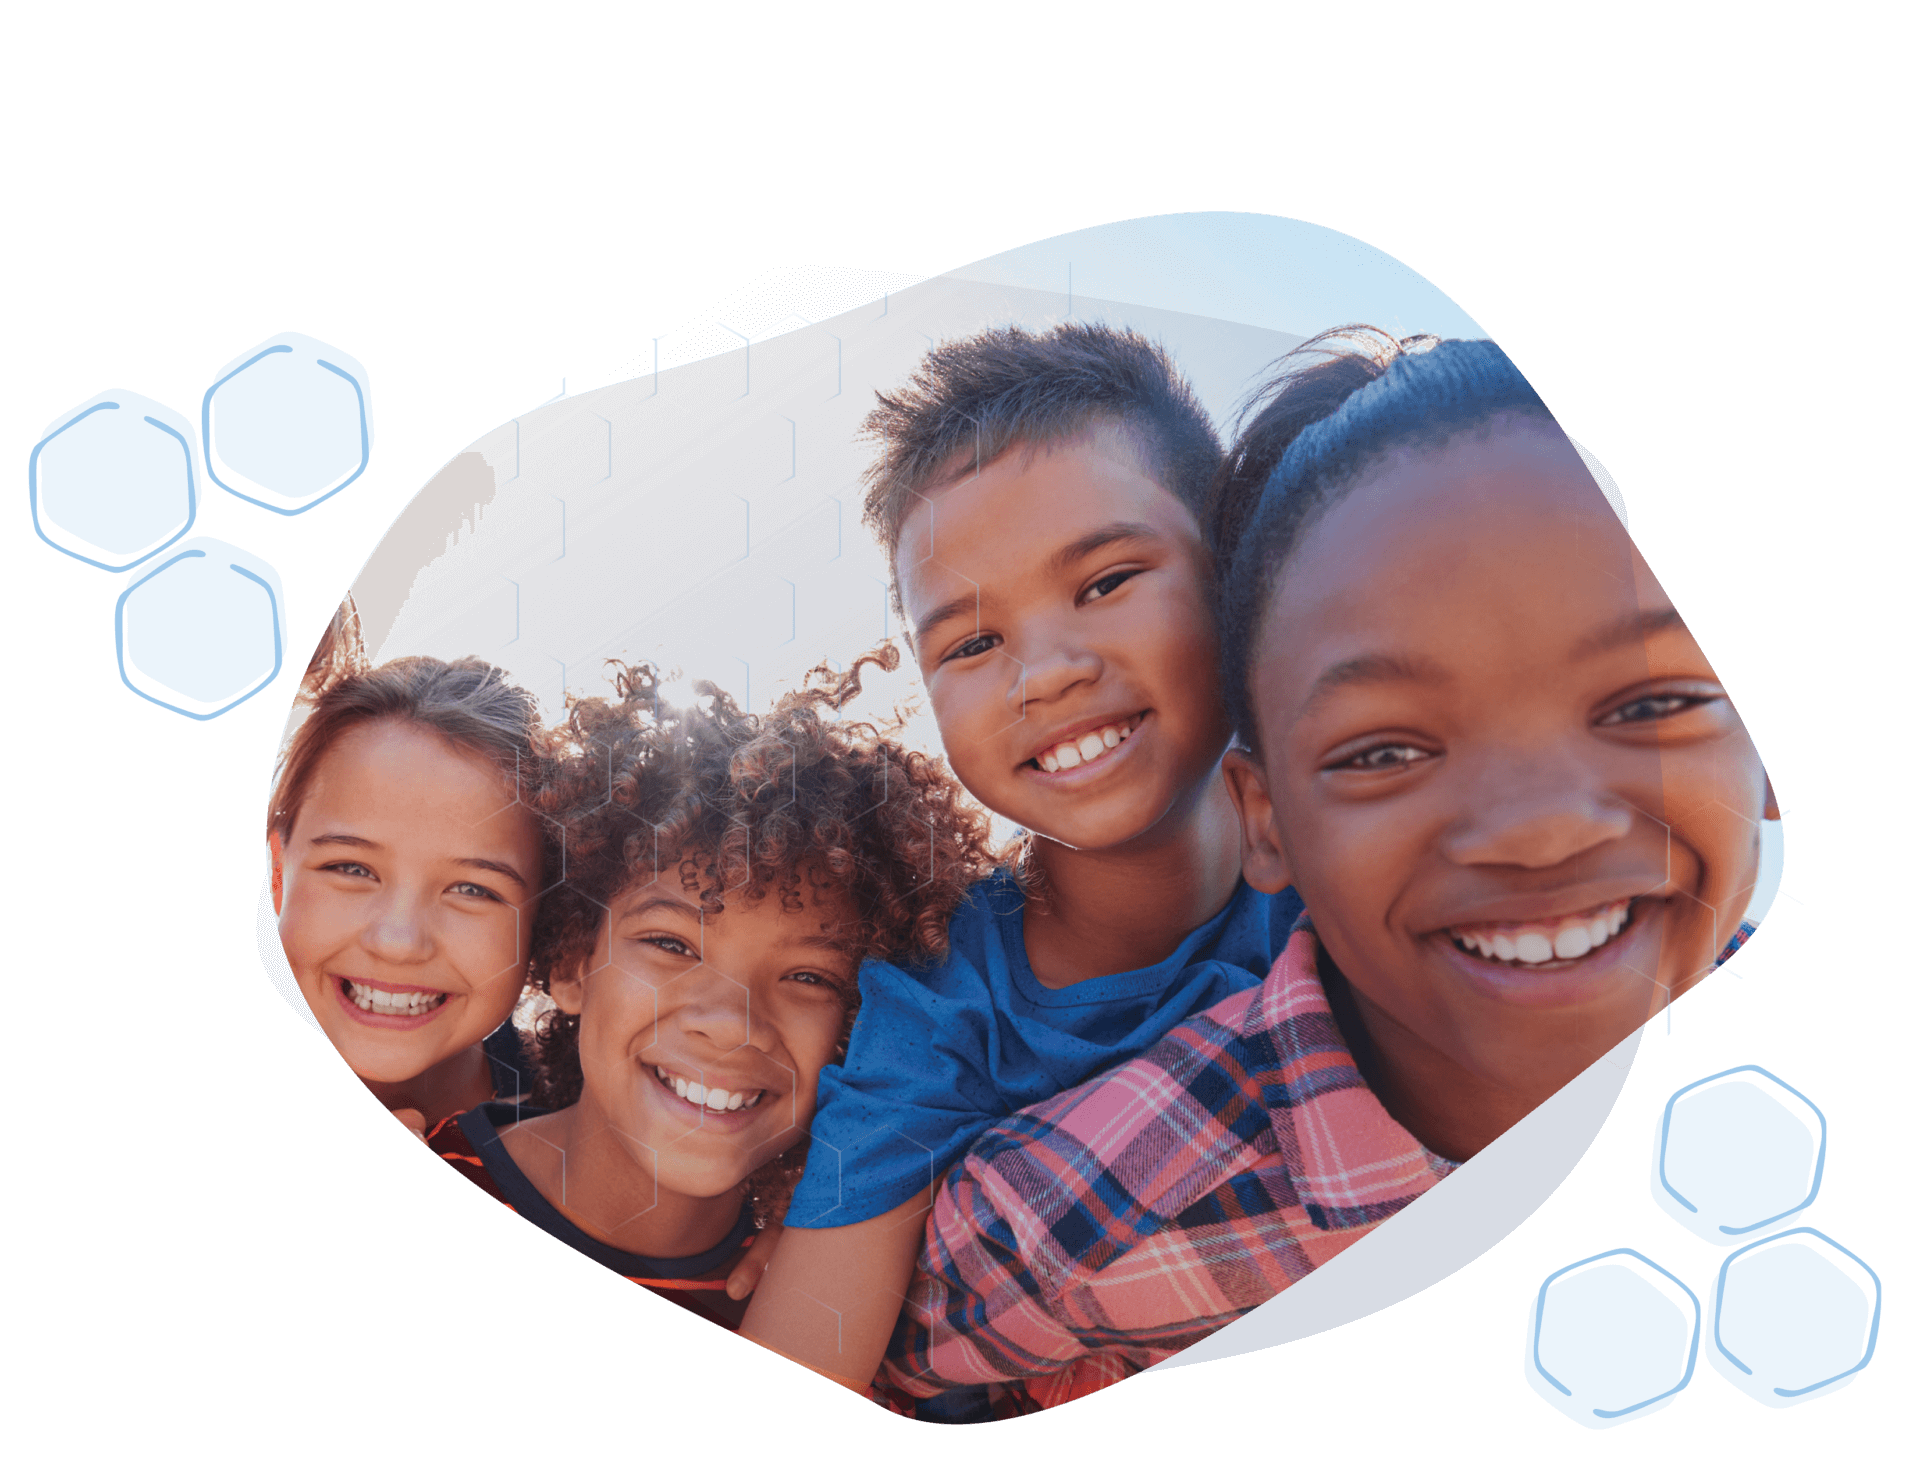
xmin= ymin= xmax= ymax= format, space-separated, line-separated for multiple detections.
xmin=859 ymin=323 xmax=1223 ymax=594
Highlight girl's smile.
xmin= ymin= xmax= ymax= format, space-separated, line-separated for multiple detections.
xmin=1226 ymin=419 xmax=1771 ymax=1158
xmin=505 ymin=861 xmax=855 ymax=1255
xmin=642 ymin=1059 xmax=777 ymax=1128
xmin=272 ymin=718 xmax=544 ymax=1096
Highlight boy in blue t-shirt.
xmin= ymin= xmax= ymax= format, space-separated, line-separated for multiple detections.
xmin=740 ymin=325 xmax=1302 ymax=1387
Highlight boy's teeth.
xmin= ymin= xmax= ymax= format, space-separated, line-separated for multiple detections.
xmin=343 ymin=979 xmax=446 ymax=1016
xmin=1450 ymin=903 xmax=1633 ymax=965
xmin=1038 ymin=721 xmax=1134 ymax=774
xmin=653 ymin=1065 xmax=762 ymax=1113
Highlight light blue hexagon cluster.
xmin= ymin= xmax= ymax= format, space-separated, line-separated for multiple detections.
xmin=1529 ymin=1063 xmax=1881 ymax=1423
xmin=27 ymin=332 xmax=370 ymax=718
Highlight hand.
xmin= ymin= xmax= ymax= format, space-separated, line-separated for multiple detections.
xmin=726 ymin=1219 xmax=785 ymax=1301
xmin=394 ymin=1108 xmax=429 ymax=1142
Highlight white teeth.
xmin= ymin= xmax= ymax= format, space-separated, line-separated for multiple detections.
xmin=1451 ymin=902 xmax=1636 ymax=966
xmin=653 ymin=1065 xmax=763 ymax=1113
xmin=1554 ymin=926 xmax=1592 ymax=959
xmin=1037 ymin=719 xmax=1139 ymax=774
xmin=343 ymin=980 xmax=446 ymax=1016
xmin=1514 ymin=932 xmax=1553 ymax=964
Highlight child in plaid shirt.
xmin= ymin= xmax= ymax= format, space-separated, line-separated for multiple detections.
xmin=881 ymin=330 xmax=1777 ymax=1413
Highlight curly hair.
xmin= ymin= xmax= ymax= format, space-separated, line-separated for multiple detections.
xmin=526 ymin=644 xmax=998 ymax=1221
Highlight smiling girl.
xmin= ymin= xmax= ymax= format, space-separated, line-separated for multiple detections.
xmin=268 ymin=604 xmax=553 ymax=1129
xmin=1214 ymin=330 xmax=1776 ymax=1158
xmin=425 ymin=651 xmax=997 ymax=1330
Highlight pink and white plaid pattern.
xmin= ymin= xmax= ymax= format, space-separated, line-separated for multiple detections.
xmin=879 ymin=924 xmax=1454 ymax=1411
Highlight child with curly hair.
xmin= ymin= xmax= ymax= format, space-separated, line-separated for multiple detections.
xmin=268 ymin=601 xmax=555 ymax=1130
xmin=425 ymin=650 xmax=998 ymax=1331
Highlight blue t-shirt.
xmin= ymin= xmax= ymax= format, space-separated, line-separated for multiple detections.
xmin=785 ymin=872 xmax=1305 ymax=1228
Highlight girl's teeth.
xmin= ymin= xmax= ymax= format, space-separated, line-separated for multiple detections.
xmin=344 ymin=980 xmax=445 ymax=1016
xmin=654 ymin=1066 xmax=762 ymax=1112
xmin=1554 ymin=925 xmax=1592 ymax=959
xmin=1515 ymin=933 xmax=1553 ymax=964
xmin=1451 ymin=903 xmax=1634 ymax=965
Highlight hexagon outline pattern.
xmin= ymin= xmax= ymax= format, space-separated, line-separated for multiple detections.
xmin=1658 ymin=1064 xmax=1828 ymax=1235
xmin=1531 ymin=1247 xmax=1702 ymax=1419
xmin=1712 ymin=1227 xmax=1883 ymax=1398
xmin=201 ymin=344 xmax=371 ymax=515
xmin=28 ymin=399 xmax=198 ymax=571
xmin=114 ymin=547 xmax=285 ymax=719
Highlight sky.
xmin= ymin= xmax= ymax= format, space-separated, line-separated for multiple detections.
xmin=953 ymin=211 xmax=1489 ymax=343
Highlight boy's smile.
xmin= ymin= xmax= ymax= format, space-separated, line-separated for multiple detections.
xmin=515 ymin=861 xmax=854 ymax=1255
xmin=1225 ymin=421 xmax=1771 ymax=1155
xmin=898 ymin=425 xmax=1229 ymax=852
xmin=270 ymin=719 xmax=544 ymax=1093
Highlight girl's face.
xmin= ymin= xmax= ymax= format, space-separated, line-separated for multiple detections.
xmin=271 ymin=719 xmax=545 ymax=1088
xmin=551 ymin=861 xmax=856 ymax=1201
xmin=1226 ymin=422 xmax=1770 ymax=1102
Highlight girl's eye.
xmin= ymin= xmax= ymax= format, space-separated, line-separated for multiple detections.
xmin=637 ymin=934 xmax=695 ymax=958
xmin=943 ymin=632 xmax=999 ymax=664
xmin=1331 ymin=742 xmax=1434 ymax=773
xmin=449 ymin=881 xmax=503 ymax=902
xmin=786 ymin=969 xmax=846 ymax=998
xmin=1080 ymin=568 xmax=1141 ymax=604
xmin=1598 ymin=693 xmax=1712 ymax=726
xmin=321 ymin=861 xmax=376 ymax=880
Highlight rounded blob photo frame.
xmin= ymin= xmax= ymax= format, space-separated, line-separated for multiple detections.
xmin=258 ymin=212 xmax=1787 ymax=1423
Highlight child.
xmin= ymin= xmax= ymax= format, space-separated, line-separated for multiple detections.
xmin=268 ymin=602 xmax=553 ymax=1129
xmin=427 ymin=654 xmax=998 ymax=1329
xmin=741 ymin=325 xmax=1305 ymax=1387
xmin=876 ymin=329 xmax=1778 ymax=1410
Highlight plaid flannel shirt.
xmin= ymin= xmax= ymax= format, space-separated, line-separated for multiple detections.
xmin=877 ymin=923 xmax=1455 ymax=1412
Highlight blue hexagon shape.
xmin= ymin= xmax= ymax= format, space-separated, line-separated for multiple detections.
xmin=1657 ymin=1066 xmax=1826 ymax=1240
xmin=1713 ymin=1228 xmax=1880 ymax=1405
xmin=28 ymin=390 xmax=197 ymax=570
xmin=202 ymin=332 xmax=372 ymax=514
xmin=1530 ymin=1249 xmax=1700 ymax=1426
xmin=116 ymin=539 xmax=285 ymax=719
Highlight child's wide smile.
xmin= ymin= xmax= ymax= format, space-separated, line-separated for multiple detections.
xmin=516 ymin=861 xmax=854 ymax=1244
xmin=271 ymin=719 xmax=544 ymax=1093
xmin=1225 ymin=420 xmax=1771 ymax=1154
xmin=897 ymin=428 xmax=1231 ymax=854
xmin=1024 ymin=710 xmax=1147 ymax=778
xmin=334 ymin=973 xmax=457 ymax=1027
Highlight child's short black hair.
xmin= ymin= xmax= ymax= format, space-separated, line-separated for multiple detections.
xmin=1214 ymin=329 xmax=1556 ymax=753
xmin=860 ymin=323 xmax=1223 ymax=603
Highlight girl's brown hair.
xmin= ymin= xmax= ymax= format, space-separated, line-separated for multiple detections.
xmin=527 ymin=645 xmax=999 ymax=1218
xmin=266 ymin=600 xmax=551 ymax=855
